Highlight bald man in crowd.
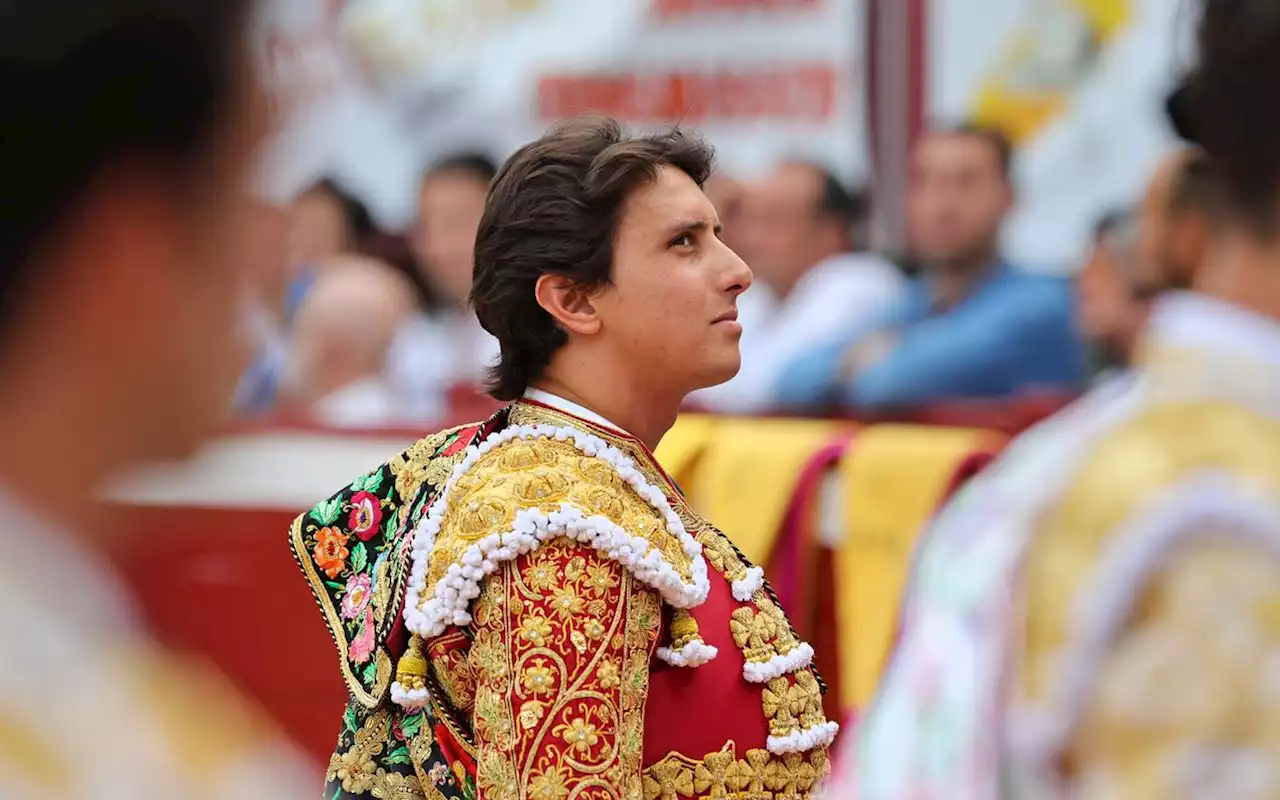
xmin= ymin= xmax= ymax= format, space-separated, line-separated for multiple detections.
xmin=286 ymin=257 xmax=416 ymax=427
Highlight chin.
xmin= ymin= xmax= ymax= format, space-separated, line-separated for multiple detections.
xmin=693 ymin=357 xmax=743 ymax=390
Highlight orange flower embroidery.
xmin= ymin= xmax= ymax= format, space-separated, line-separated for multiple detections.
xmin=314 ymin=527 xmax=350 ymax=579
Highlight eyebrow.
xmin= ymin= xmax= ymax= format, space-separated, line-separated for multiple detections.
xmin=665 ymin=218 xmax=723 ymax=238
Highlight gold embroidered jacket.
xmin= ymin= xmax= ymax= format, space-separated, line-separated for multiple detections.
xmin=291 ymin=400 xmax=836 ymax=800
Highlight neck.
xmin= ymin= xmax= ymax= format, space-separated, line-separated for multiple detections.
xmin=1195 ymin=232 xmax=1280 ymax=322
xmin=0 ymin=374 xmax=126 ymax=536
xmin=532 ymin=360 xmax=681 ymax=451
xmin=929 ymin=251 xmax=996 ymax=310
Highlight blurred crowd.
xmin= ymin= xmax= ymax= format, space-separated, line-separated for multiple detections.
xmin=245 ymin=117 xmax=1206 ymax=430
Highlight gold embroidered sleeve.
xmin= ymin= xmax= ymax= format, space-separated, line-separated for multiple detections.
xmin=469 ymin=537 xmax=662 ymax=800
xmin=1067 ymin=537 xmax=1280 ymax=797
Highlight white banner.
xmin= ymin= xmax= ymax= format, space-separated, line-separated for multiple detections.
xmin=928 ymin=0 xmax=1188 ymax=271
xmin=257 ymin=0 xmax=868 ymax=226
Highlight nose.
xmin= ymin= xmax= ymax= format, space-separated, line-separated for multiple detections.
xmin=719 ymin=240 xmax=753 ymax=296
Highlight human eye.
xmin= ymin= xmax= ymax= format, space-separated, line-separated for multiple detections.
xmin=668 ymin=232 xmax=695 ymax=249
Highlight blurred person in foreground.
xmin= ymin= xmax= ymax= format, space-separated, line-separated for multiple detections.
xmin=776 ymin=123 xmax=1084 ymax=412
xmin=282 ymin=257 xmax=416 ymax=428
xmin=690 ymin=161 xmax=904 ymax=413
xmin=0 ymin=1 xmax=313 ymax=797
xmin=290 ymin=117 xmax=837 ymax=799
xmin=838 ymin=0 xmax=1280 ymax=796
xmin=388 ymin=153 xmax=502 ymax=422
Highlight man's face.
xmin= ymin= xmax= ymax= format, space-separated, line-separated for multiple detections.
xmin=1135 ymin=152 xmax=1204 ymax=294
xmin=593 ymin=165 xmax=753 ymax=397
xmin=738 ymin=164 xmax=838 ymax=293
xmin=906 ymin=133 xmax=1011 ymax=266
xmin=414 ymin=170 xmax=489 ymax=307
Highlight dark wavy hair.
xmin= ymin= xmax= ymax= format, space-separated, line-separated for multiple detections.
xmin=1178 ymin=0 xmax=1280 ymax=238
xmin=470 ymin=115 xmax=715 ymax=401
xmin=0 ymin=0 xmax=253 ymax=339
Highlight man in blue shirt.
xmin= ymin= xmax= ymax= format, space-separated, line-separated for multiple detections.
xmin=776 ymin=123 xmax=1084 ymax=411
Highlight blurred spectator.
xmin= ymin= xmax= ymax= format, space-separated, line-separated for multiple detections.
xmin=234 ymin=177 xmax=378 ymax=418
xmin=702 ymin=170 xmax=748 ymax=256
xmin=282 ymin=257 xmax=416 ymax=428
xmin=691 ymin=161 xmax=905 ymax=413
xmin=1077 ymin=208 xmax=1142 ymax=382
xmin=388 ymin=152 xmax=501 ymax=422
xmin=776 ymin=124 xmax=1084 ymax=411
xmin=0 ymin=0 xmax=313 ymax=794
xmin=285 ymin=177 xmax=376 ymax=318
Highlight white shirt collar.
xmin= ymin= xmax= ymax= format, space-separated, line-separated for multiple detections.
xmin=1146 ymin=291 xmax=1280 ymax=370
xmin=522 ymin=388 xmax=629 ymax=434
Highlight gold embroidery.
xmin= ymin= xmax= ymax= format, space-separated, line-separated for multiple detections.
xmin=641 ymin=743 xmax=831 ymax=800
xmin=472 ymin=536 xmax=659 ymax=799
xmin=509 ymin=401 xmax=834 ymax=795
xmin=374 ymin=768 xmax=429 ymax=799
xmin=328 ymin=708 xmax=390 ymax=794
xmin=415 ymin=435 xmax=696 ymax=617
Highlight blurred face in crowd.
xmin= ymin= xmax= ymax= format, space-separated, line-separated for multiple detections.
xmin=1077 ymin=224 xmax=1148 ymax=365
xmin=581 ymin=165 xmax=753 ymax=396
xmin=288 ymin=185 xmax=353 ymax=268
xmin=739 ymin=163 xmax=845 ymax=295
xmin=414 ymin=168 xmax=489 ymax=307
xmin=907 ymin=131 xmax=1013 ymax=270
xmin=702 ymin=172 xmax=747 ymax=258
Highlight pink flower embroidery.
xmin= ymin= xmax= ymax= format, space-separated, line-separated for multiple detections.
xmin=350 ymin=608 xmax=376 ymax=665
xmin=341 ymin=573 xmax=373 ymax=620
xmin=349 ymin=491 xmax=383 ymax=542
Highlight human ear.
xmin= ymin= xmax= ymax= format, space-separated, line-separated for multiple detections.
xmin=534 ymin=274 xmax=602 ymax=336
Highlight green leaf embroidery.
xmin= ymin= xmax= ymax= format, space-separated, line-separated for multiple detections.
xmin=361 ymin=660 xmax=378 ymax=684
xmin=352 ymin=469 xmax=385 ymax=494
xmin=313 ymin=496 xmax=343 ymax=526
xmin=400 ymin=712 xmax=424 ymax=738
xmin=351 ymin=541 xmax=368 ymax=573
xmin=436 ymin=433 xmax=460 ymax=456
xmin=386 ymin=745 xmax=412 ymax=765
xmin=343 ymin=703 xmax=359 ymax=734
xmin=324 ymin=580 xmax=345 ymax=592
xmin=329 ymin=788 xmax=342 ymax=800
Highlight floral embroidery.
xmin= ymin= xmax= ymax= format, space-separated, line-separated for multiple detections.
xmin=349 ymin=491 xmax=385 ymax=541
xmin=428 ymin=763 xmax=450 ymax=785
xmin=519 ymin=615 xmax=553 ymax=645
xmin=350 ymin=608 xmax=376 ymax=665
xmin=556 ymin=716 xmax=601 ymax=755
xmin=522 ymin=662 xmax=555 ymax=695
xmin=528 ymin=764 xmax=571 ymax=800
xmin=549 ymin=585 xmax=584 ymax=619
xmin=342 ymin=573 xmax=373 ymax=620
xmin=314 ymin=527 xmax=350 ymax=579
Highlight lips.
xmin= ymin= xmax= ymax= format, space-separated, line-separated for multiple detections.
xmin=713 ymin=309 xmax=738 ymax=324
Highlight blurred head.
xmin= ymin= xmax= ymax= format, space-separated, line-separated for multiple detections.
xmin=702 ymin=171 xmax=747 ymax=257
xmin=414 ymin=152 xmax=498 ymax=308
xmin=1185 ymin=0 xmax=1280 ymax=246
xmin=739 ymin=161 xmax=865 ymax=296
xmin=287 ymin=257 xmax=414 ymax=400
xmin=0 ymin=0 xmax=271 ymax=468
xmin=1135 ymin=148 xmax=1221 ymax=294
xmin=1078 ymin=209 xmax=1147 ymax=365
xmin=907 ymin=123 xmax=1014 ymax=271
xmin=471 ymin=116 xmax=752 ymax=402
xmin=287 ymin=178 xmax=375 ymax=269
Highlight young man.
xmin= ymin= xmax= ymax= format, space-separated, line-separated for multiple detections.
xmin=291 ymin=117 xmax=838 ymax=799
xmin=837 ymin=0 xmax=1280 ymax=796
xmin=0 ymin=1 xmax=312 ymax=796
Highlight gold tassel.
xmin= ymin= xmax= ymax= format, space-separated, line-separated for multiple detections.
xmin=668 ymin=609 xmax=701 ymax=650
xmin=395 ymin=634 xmax=429 ymax=691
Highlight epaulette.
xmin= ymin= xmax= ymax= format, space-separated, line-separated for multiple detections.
xmin=289 ymin=415 xmax=502 ymax=707
xmin=390 ymin=422 xmax=714 ymax=708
